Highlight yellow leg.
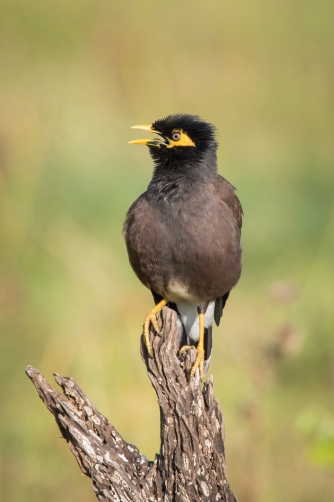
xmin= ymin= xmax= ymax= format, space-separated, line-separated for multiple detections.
xmin=143 ymin=298 xmax=168 ymax=357
xmin=180 ymin=313 xmax=205 ymax=378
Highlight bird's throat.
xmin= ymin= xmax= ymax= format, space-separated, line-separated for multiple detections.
xmin=148 ymin=153 xmax=217 ymax=203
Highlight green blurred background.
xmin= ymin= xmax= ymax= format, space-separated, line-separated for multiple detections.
xmin=0 ymin=1 xmax=333 ymax=500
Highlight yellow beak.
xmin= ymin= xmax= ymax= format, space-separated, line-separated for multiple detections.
xmin=128 ymin=124 xmax=167 ymax=147
xmin=130 ymin=124 xmax=159 ymax=132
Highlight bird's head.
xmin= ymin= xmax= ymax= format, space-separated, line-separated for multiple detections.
xmin=129 ymin=114 xmax=217 ymax=165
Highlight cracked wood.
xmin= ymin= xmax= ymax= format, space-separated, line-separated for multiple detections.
xmin=26 ymin=306 xmax=237 ymax=502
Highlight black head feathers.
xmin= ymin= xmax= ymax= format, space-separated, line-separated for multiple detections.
xmin=152 ymin=114 xmax=217 ymax=152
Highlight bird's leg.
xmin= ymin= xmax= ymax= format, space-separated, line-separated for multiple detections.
xmin=180 ymin=304 xmax=206 ymax=378
xmin=143 ymin=298 xmax=168 ymax=357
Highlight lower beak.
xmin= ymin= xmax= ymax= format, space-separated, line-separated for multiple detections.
xmin=128 ymin=124 xmax=168 ymax=147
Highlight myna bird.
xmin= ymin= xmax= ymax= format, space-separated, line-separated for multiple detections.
xmin=124 ymin=114 xmax=243 ymax=378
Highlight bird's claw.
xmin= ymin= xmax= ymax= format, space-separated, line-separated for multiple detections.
xmin=142 ymin=299 xmax=167 ymax=358
xmin=143 ymin=313 xmax=160 ymax=357
xmin=180 ymin=345 xmax=205 ymax=378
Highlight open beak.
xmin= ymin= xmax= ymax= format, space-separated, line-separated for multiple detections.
xmin=128 ymin=124 xmax=169 ymax=147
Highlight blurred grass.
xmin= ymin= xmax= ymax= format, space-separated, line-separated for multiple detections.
xmin=0 ymin=1 xmax=334 ymax=501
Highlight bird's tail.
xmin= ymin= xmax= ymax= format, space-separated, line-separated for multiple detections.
xmin=203 ymin=326 xmax=212 ymax=375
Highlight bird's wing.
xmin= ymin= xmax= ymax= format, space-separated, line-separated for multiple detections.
xmin=215 ymin=175 xmax=243 ymax=231
xmin=214 ymin=291 xmax=230 ymax=326
xmin=213 ymin=176 xmax=243 ymax=326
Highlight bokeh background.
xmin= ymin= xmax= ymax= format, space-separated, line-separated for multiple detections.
xmin=0 ymin=1 xmax=333 ymax=500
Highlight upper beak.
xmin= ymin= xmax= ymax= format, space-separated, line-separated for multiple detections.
xmin=128 ymin=124 xmax=169 ymax=147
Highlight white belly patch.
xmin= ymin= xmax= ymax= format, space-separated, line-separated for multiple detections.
xmin=166 ymin=279 xmax=199 ymax=303
xmin=175 ymin=300 xmax=215 ymax=343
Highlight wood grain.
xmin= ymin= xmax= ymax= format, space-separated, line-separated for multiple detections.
xmin=26 ymin=306 xmax=237 ymax=502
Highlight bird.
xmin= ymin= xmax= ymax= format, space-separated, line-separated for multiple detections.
xmin=123 ymin=114 xmax=243 ymax=378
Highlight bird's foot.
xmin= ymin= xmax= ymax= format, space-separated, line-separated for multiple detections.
xmin=143 ymin=313 xmax=160 ymax=357
xmin=142 ymin=298 xmax=168 ymax=357
xmin=180 ymin=311 xmax=205 ymax=378
xmin=180 ymin=345 xmax=205 ymax=378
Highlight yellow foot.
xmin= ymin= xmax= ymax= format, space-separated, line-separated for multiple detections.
xmin=180 ymin=345 xmax=205 ymax=378
xmin=142 ymin=298 xmax=167 ymax=357
xmin=179 ymin=311 xmax=205 ymax=378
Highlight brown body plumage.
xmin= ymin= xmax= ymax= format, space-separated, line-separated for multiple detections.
xmin=124 ymin=114 xmax=243 ymax=375
xmin=125 ymin=171 xmax=242 ymax=303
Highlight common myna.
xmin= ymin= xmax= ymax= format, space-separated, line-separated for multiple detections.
xmin=124 ymin=114 xmax=243 ymax=377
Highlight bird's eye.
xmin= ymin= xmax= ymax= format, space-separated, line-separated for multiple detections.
xmin=172 ymin=132 xmax=180 ymax=141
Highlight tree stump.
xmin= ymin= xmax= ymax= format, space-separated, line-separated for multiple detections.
xmin=26 ymin=306 xmax=237 ymax=501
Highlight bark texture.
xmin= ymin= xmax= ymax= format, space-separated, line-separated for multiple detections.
xmin=26 ymin=306 xmax=237 ymax=502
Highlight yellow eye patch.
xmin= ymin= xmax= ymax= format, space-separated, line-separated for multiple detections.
xmin=167 ymin=130 xmax=196 ymax=148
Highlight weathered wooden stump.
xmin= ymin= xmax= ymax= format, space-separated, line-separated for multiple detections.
xmin=26 ymin=306 xmax=237 ymax=501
